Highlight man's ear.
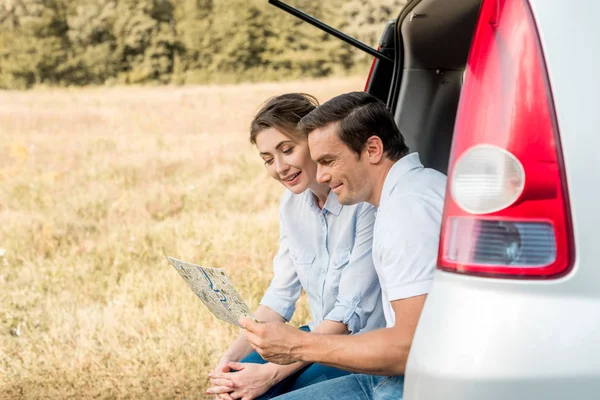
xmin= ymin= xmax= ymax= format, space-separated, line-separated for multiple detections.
xmin=365 ymin=135 xmax=384 ymax=164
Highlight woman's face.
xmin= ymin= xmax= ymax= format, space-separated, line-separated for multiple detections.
xmin=255 ymin=127 xmax=317 ymax=194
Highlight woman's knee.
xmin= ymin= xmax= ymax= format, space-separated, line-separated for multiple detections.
xmin=239 ymin=351 xmax=267 ymax=365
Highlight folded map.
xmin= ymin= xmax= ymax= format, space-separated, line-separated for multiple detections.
xmin=168 ymin=256 xmax=256 ymax=328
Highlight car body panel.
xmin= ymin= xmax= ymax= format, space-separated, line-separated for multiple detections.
xmin=405 ymin=1 xmax=600 ymax=398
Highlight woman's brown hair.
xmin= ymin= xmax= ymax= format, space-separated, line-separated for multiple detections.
xmin=250 ymin=93 xmax=319 ymax=144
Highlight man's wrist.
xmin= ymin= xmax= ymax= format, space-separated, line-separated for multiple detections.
xmin=293 ymin=330 xmax=314 ymax=363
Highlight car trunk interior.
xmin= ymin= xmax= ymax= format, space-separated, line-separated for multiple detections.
xmin=391 ymin=0 xmax=482 ymax=174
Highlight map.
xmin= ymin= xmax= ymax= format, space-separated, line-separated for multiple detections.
xmin=167 ymin=256 xmax=256 ymax=328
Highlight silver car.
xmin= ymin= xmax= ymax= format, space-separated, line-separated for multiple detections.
xmin=399 ymin=0 xmax=600 ymax=398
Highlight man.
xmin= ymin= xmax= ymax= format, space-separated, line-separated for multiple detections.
xmin=241 ymin=91 xmax=446 ymax=399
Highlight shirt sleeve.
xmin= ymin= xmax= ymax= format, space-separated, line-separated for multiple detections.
xmin=377 ymin=194 xmax=442 ymax=302
xmin=324 ymin=203 xmax=383 ymax=334
xmin=259 ymin=199 xmax=302 ymax=321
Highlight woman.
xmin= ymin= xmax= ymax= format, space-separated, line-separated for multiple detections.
xmin=207 ymin=93 xmax=384 ymax=400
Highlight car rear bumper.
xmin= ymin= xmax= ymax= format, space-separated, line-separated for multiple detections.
xmin=404 ymin=271 xmax=600 ymax=400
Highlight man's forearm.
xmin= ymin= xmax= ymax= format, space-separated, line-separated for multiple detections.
xmin=298 ymin=327 xmax=410 ymax=376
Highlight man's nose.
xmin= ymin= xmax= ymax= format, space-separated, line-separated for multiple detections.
xmin=316 ymin=165 xmax=330 ymax=184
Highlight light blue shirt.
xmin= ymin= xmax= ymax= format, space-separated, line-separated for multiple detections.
xmin=260 ymin=190 xmax=385 ymax=334
xmin=373 ymin=152 xmax=447 ymax=327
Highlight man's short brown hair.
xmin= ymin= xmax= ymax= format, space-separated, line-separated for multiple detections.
xmin=298 ymin=91 xmax=408 ymax=161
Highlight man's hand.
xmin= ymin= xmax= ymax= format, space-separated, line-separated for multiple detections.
xmin=240 ymin=318 xmax=309 ymax=365
xmin=207 ymin=362 xmax=278 ymax=400
xmin=208 ymin=358 xmax=235 ymax=400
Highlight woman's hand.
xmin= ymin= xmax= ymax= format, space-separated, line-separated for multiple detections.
xmin=208 ymin=358 xmax=235 ymax=400
xmin=207 ymin=362 xmax=279 ymax=400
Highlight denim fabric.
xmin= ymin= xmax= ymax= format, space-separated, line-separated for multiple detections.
xmin=271 ymin=373 xmax=404 ymax=400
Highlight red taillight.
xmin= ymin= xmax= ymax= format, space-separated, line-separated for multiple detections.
xmin=364 ymin=46 xmax=381 ymax=92
xmin=438 ymin=0 xmax=573 ymax=278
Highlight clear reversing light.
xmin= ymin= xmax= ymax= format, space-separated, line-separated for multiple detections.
xmin=451 ymin=145 xmax=525 ymax=215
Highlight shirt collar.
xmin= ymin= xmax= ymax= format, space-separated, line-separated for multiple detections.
xmin=306 ymin=189 xmax=343 ymax=216
xmin=379 ymin=152 xmax=423 ymax=208
xmin=323 ymin=191 xmax=343 ymax=216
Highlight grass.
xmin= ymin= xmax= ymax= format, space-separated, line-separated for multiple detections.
xmin=0 ymin=77 xmax=364 ymax=399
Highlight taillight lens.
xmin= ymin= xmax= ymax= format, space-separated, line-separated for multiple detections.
xmin=438 ymin=0 xmax=573 ymax=278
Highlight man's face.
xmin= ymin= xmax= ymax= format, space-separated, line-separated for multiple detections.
xmin=308 ymin=123 xmax=372 ymax=205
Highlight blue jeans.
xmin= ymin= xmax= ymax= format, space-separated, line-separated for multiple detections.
xmin=238 ymin=326 xmax=350 ymax=399
xmin=271 ymin=374 xmax=404 ymax=400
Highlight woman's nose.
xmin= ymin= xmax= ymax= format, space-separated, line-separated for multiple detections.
xmin=275 ymin=158 xmax=289 ymax=175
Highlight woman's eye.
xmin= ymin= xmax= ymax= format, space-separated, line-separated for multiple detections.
xmin=282 ymin=147 xmax=294 ymax=155
xmin=264 ymin=158 xmax=274 ymax=165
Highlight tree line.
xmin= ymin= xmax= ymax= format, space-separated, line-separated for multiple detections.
xmin=0 ymin=0 xmax=406 ymax=89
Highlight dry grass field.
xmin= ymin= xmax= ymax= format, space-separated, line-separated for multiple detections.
xmin=0 ymin=77 xmax=364 ymax=399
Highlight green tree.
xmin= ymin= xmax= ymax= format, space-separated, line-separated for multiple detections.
xmin=172 ymin=0 xmax=213 ymax=83
xmin=209 ymin=0 xmax=269 ymax=78
xmin=0 ymin=0 xmax=72 ymax=88
xmin=341 ymin=0 xmax=407 ymax=69
xmin=113 ymin=0 xmax=177 ymax=84
xmin=0 ymin=0 xmax=406 ymax=89
xmin=263 ymin=0 xmax=353 ymax=79
xmin=64 ymin=0 xmax=119 ymax=85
